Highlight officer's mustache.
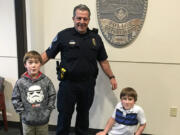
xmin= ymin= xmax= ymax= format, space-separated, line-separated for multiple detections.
xmin=77 ymin=23 xmax=87 ymax=27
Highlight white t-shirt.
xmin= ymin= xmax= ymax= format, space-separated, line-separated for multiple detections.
xmin=108 ymin=102 xmax=146 ymax=135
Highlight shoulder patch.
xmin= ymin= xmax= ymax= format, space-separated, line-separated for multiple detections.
xmin=52 ymin=35 xmax=58 ymax=42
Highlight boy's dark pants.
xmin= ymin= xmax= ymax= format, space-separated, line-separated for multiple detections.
xmin=56 ymin=79 xmax=95 ymax=135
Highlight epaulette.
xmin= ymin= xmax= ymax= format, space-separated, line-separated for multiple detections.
xmin=92 ymin=28 xmax=98 ymax=34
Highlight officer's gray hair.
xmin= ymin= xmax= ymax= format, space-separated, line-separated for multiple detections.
xmin=73 ymin=4 xmax=91 ymax=18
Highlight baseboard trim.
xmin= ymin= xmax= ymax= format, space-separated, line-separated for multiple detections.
xmin=0 ymin=120 xmax=20 ymax=128
xmin=0 ymin=121 xmax=152 ymax=135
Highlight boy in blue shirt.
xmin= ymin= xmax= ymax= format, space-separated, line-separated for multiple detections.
xmin=96 ymin=87 xmax=146 ymax=135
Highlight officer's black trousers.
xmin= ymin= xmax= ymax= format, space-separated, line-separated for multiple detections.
xmin=56 ymin=79 xmax=96 ymax=135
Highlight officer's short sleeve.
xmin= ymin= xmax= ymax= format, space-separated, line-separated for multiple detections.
xmin=46 ymin=33 xmax=61 ymax=59
xmin=97 ymin=35 xmax=108 ymax=61
xmin=112 ymin=103 xmax=121 ymax=119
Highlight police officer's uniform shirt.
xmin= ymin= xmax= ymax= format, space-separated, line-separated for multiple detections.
xmin=108 ymin=102 xmax=146 ymax=135
xmin=46 ymin=27 xmax=108 ymax=80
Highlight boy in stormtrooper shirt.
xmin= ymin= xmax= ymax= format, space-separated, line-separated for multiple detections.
xmin=12 ymin=50 xmax=56 ymax=135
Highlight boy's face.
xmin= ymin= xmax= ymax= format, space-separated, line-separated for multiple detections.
xmin=24 ymin=58 xmax=41 ymax=78
xmin=121 ymin=96 xmax=135 ymax=110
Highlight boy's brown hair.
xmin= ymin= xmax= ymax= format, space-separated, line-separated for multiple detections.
xmin=120 ymin=87 xmax=137 ymax=102
xmin=23 ymin=50 xmax=42 ymax=64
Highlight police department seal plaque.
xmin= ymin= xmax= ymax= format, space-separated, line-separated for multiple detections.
xmin=97 ymin=0 xmax=148 ymax=47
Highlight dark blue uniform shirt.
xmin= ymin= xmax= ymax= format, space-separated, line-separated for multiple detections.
xmin=46 ymin=27 xmax=108 ymax=81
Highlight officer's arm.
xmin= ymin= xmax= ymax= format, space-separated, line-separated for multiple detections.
xmin=99 ymin=60 xmax=117 ymax=90
xmin=41 ymin=52 xmax=50 ymax=65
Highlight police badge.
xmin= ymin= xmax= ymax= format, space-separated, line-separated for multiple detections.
xmin=97 ymin=0 xmax=148 ymax=47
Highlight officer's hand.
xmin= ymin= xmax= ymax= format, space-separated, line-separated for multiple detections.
xmin=110 ymin=78 xmax=117 ymax=90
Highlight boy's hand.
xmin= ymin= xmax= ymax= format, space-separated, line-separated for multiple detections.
xmin=96 ymin=131 xmax=106 ymax=135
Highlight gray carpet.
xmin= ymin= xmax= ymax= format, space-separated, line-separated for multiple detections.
xmin=0 ymin=126 xmax=88 ymax=135
xmin=0 ymin=121 xmax=96 ymax=135
xmin=0 ymin=127 xmax=57 ymax=135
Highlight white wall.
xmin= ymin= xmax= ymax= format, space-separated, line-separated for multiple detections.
xmin=26 ymin=0 xmax=44 ymax=53
xmin=0 ymin=0 xmax=19 ymax=121
xmin=2 ymin=0 xmax=179 ymax=135
xmin=0 ymin=0 xmax=17 ymax=57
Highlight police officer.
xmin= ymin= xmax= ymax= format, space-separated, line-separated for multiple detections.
xmin=41 ymin=4 xmax=117 ymax=135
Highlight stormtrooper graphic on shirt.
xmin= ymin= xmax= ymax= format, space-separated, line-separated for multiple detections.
xmin=27 ymin=85 xmax=44 ymax=104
